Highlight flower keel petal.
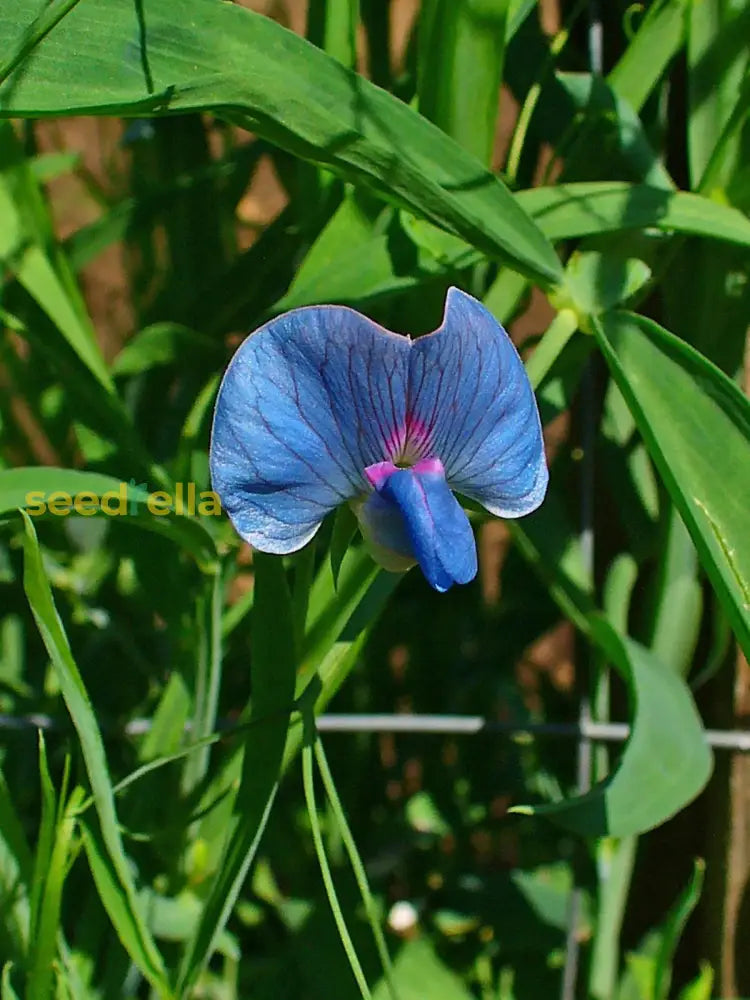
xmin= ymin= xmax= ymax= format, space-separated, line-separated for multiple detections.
xmin=357 ymin=460 xmax=477 ymax=592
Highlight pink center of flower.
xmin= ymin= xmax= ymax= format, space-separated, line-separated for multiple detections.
xmin=365 ymin=456 xmax=444 ymax=489
xmin=383 ymin=415 xmax=433 ymax=466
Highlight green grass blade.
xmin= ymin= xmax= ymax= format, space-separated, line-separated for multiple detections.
xmin=315 ymin=740 xmax=399 ymax=1000
xmin=177 ymin=553 xmax=296 ymax=997
xmin=20 ymin=513 xmax=170 ymax=997
xmin=0 ymin=123 xmax=112 ymax=392
xmin=302 ymin=731 xmax=372 ymax=1000
xmin=687 ymin=0 xmax=749 ymax=191
xmin=0 ymin=773 xmax=32 ymax=959
xmin=308 ymin=0 xmax=359 ymax=67
xmin=26 ymin=786 xmax=84 ymax=1000
xmin=0 ymin=0 xmax=561 ymax=285
xmin=1 ymin=965 xmax=21 ymax=1000
xmin=607 ymin=0 xmax=688 ymax=113
xmin=27 ymin=735 xmax=57 ymax=964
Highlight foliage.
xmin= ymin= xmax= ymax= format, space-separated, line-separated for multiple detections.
xmin=0 ymin=0 xmax=748 ymax=998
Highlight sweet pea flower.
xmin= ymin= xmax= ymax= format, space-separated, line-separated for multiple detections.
xmin=210 ymin=287 xmax=547 ymax=592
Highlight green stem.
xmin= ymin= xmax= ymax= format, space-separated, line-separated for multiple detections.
xmin=506 ymin=0 xmax=588 ymax=185
xmin=525 ymin=308 xmax=578 ymax=390
xmin=302 ymin=728 xmax=373 ymax=1000
xmin=315 ymin=739 xmax=400 ymax=1000
xmin=293 ymin=542 xmax=317 ymax=652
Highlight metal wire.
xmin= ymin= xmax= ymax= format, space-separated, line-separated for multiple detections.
xmin=1 ymin=711 xmax=749 ymax=750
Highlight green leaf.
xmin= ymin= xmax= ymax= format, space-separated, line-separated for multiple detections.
xmin=0 ymin=773 xmax=31 ymax=959
xmin=676 ymin=963 xmax=713 ymax=1000
xmin=276 ymin=182 xmax=750 ymax=316
xmin=0 ymin=0 xmax=561 ymax=285
xmin=20 ymin=513 xmax=170 ymax=997
xmin=418 ymin=0 xmax=509 ymax=165
xmin=330 ymin=505 xmax=358 ymax=590
xmin=557 ymin=73 xmax=674 ymax=189
xmin=517 ymin=182 xmax=750 ymax=246
xmin=607 ymin=0 xmax=688 ymax=113
xmin=687 ymin=0 xmax=749 ymax=191
xmin=274 ymin=194 xmax=447 ymax=312
xmin=1 ymin=964 xmax=20 ymax=1000
xmin=513 ymin=618 xmax=712 ymax=836
xmin=617 ymin=860 xmax=705 ymax=1000
xmin=594 ymin=311 xmax=750 ymax=658
xmin=27 ymin=783 xmax=84 ymax=1000
xmin=373 ymin=938 xmax=472 ymax=1000
xmin=177 ymin=553 xmax=296 ymax=995
xmin=28 ymin=734 xmax=57 ymax=967
xmin=111 ymin=323 xmax=222 ymax=377
xmin=307 ymin=0 xmax=358 ymax=68
xmin=560 ymin=249 xmax=652 ymax=317
xmin=0 ymin=467 xmax=218 ymax=568
xmin=0 ymin=123 xmax=112 ymax=392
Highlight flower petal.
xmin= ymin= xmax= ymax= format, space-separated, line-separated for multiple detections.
xmin=407 ymin=287 xmax=548 ymax=517
xmin=358 ymin=459 xmax=477 ymax=592
xmin=210 ymin=306 xmax=410 ymax=553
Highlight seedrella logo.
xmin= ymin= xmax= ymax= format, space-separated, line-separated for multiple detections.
xmin=24 ymin=480 xmax=222 ymax=517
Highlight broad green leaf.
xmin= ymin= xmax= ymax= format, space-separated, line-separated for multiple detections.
xmin=0 ymin=0 xmax=561 ymax=285
xmin=177 ymin=553 xmax=296 ymax=995
xmin=419 ymin=0 xmax=509 ymax=165
xmin=0 ymin=467 xmax=218 ymax=568
xmin=406 ymin=182 xmax=750 ymax=270
xmin=514 ymin=618 xmax=712 ymax=836
xmin=514 ymin=183 xmax=750 ymax=246
xmin=20 ymin=514 xmax=169 ymax=996
xmin=594 ymin=312 xmax=750 ymax=657
xmin=277 ymin=182 xmax=750 ymax=315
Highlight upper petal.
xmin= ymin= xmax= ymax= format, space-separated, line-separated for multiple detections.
xmin=407 ymin=287 xmax=548 ymax=517
xmin=210 ymin=306 xmax=410 ymax=553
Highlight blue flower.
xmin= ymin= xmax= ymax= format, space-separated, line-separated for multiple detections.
xmin=210 ymin=287 xmax=547 ymax=592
